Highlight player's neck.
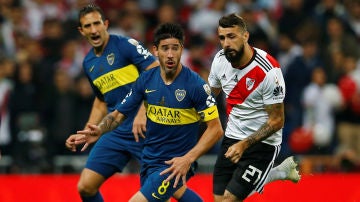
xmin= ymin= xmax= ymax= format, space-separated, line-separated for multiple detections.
xmin=161 ymin=64 xmax=182 ymax=85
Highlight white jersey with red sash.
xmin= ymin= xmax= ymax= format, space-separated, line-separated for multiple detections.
xmin=208 ymin=47 xmax=285 ymax=146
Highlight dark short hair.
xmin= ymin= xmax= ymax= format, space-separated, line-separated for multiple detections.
xmin=78 ymin=4 xmax=106 ymax=26
xmin=218 ymin=13 xmax=247 ymax=31
xmin=153 ymin=23 xmax=184 ymax=47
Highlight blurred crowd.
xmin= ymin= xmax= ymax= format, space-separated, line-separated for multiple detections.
xmin=0 ymin=0 xmax=360 ymax=173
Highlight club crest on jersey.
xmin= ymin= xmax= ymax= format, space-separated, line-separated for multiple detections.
xmin=203 ymin=84 xmax=211 ymax=95
xmin=246 ymin=77 xmax=255 ymax=90
xmin=107 ymin=53 xmax=115 ymax=65
xmin=175 ymin=89 xmax=186 ymax=102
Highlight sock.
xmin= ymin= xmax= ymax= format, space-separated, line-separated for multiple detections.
xmin=81 ymin=191 xmax=104 ymax=202
xmin=178 ymin=188 xmax=203 ymax=202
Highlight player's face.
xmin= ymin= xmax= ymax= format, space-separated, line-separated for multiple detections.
xmin=78 ymin=11 xmax=109 ymax=50
xmin=218 ymin=26 xmax=249 ymax=64
xmin=154 ymin=38 xmax=183 ymax=78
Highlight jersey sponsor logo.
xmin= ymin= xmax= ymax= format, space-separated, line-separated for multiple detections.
xmin=93 ymin=64 xmax=139 ymax=94
xmin=200 ymin=105 xmax=219 ymax=121
xmin=273 ymin=86 xmax=284 ymax=96
xmin=89 ymin=65 xmax=95 ymax=72
xmin=151 ymin=193 xmax=161 ymax=200
xmin=175 ymin=89 xmax=186 ymax=102
xmin=107 ymin=53 xmax=115 ymax=65
xmin=147 ymin=104 xmax=200 ymax=125
xmin=208 ymin=110 xmax=215 ymax=115
xmin=246 ymin=78 xmax=255 ymax=90
xmin=145 ymin=89 xmax=157 ymax=93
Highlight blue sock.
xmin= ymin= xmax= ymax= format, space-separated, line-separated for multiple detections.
xmin=178 ymin=188 xmax=203 ymax=202
xmin=81 ymin=191 xmax=104 ymax=202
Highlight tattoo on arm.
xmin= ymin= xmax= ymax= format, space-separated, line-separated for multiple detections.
xmin=244 ymin=103 xmax=284 ymax=147
xmin=99 ymin=114 xmax=121 ymax=134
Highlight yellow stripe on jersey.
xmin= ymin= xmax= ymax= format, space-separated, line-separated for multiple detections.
xmin=146 ymin=104 xmax=219 ymax=125
xmin=199 ymin=105 xmax=219 ymax=122
xmin=147 ymin=104 xmax=200 ymax=125
xmin=93 ymin=64 xmax=139 ymax=94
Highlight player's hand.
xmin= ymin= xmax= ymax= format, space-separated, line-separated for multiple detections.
xmin=132 ymin=111 xmax=146 ymax=142
xmin=225 ymin=141 xmax=247 ymax=163
xmin=160 ymin=156 xmax=191 ymax=188
xmin=76 ymin=123 xmax=102 ymax=151
xmin=65 ymin=134 xmax=79 ymax=152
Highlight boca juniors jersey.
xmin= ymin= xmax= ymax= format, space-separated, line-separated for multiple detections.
xmin=83 ymin=34 xmax=156 ymax=138
xmin=116 ymin=66 xmax=219 ymax=167
xmin=208 ymin=47 xmax=285 ymax=146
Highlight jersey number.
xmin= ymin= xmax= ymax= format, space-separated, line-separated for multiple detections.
xmin=242 ymin=165 xmax=262 ymax=185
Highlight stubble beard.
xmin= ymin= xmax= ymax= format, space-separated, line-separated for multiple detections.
xmin=224 ymin=45 xmax=245 ymax=64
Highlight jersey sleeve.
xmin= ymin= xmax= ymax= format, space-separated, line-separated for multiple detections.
xmin=120 ymin=37 xmax=156 ymax=72
xmin=262 ymin=68 xmax=286 ymax=105
xmin=115 ymin=75 xmax=145 ymax=116
xmin=191 ymin=77 xmax=219 ymax=122
xmin=208 ymin=51 xmax=222 ymax=88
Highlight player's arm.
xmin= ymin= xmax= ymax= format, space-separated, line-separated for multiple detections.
xmin=211 ymin=87 xmax=222 ymax=97
xmin=225 ymin=102 xmax=285 ymax=163
xmin=145 ymin=61 xmax=159 ymax=70
xmin=75 ymin=110 xmax=127 ymax=145
xmin=161 ymin=117 xmax=224 ymax=188
xmin=65 ymin=97 xmax=108 ymax=152
xmin=86 ymin=97 xmax=108 ymax=127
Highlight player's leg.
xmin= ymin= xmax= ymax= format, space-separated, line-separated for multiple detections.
xmin=213 ymin=137 xmax=238 ymax=202
xmin=222 ymin=143 xmax=281 ymax=202
xmin=134 ymin=167 xmax=195 ymax=202
xmin=173 ymin=185 xmax=202 ymax=202
xmin=77 ymin=168 xmax=106 ymax=201
xmin=265 ymin=156 xmax=301 ymax=184
xmin=78 ymin=133 xmax=135 ymax=202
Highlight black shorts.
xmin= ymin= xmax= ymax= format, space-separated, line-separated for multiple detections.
xmin=213 ymin=136 xmax=280 ymax=200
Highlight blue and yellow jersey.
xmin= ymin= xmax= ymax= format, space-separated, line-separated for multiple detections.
xmin=83 ymin=34 xmax=156 ymax=138
xmin=116 ymin=66 xmax=219 ymax=167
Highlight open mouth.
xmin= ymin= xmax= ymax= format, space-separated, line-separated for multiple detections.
xmin=90 ymin=35 xmax=101 ymax=43
xmin=166 ymin=61 xmax=175 ymax=68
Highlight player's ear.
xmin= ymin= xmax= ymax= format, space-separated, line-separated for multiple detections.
xmin=152 ymin=45 xmax=159 ymax=57
xmin=243 ymin=31 xmax=249 ymax=43
xmin=104 ymin=19 xmax=109 ymax=29
xmin=78 ymin=26 xmax=85 ymax=36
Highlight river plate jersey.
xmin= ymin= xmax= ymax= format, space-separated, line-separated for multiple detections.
xmin=83 ymin=34 xmax=156 ymax=138
xmin=116 ymin=66 xmax=219 ymax=167
xmin=208 ymin=47 xmax=285 ymax=146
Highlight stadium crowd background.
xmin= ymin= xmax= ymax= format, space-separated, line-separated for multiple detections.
xmin=0 ymin=0 xmax=360 ymax=174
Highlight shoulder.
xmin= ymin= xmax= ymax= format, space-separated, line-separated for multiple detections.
xmin=253 ymin=47 xmax=280 ymax=70
xmin=110 ymin=34 xmax=137 ymax=47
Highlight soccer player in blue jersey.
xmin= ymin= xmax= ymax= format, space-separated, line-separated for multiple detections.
xmin=64 ymin=4 xmax=159 ymax=202
xmin=73 ymin=23 xmax=224 ymax=202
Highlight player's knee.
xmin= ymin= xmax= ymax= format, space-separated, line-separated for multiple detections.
xmin=77 ymin=181 xmax=98 ymax=197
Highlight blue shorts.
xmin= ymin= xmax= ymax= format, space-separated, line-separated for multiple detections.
xmin=140 ymin=164 xmax=197 ymax=202
xmin=85 ymin=131 xmax=143 ymax=178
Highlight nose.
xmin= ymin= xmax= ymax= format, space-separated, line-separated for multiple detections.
xmin=223 ymin=38 xmax=231 ymax=48
xmin=89 ymin=24 xmax=97 ymax=33
xmin=166 ymin=49 xmax=174 ymax=58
